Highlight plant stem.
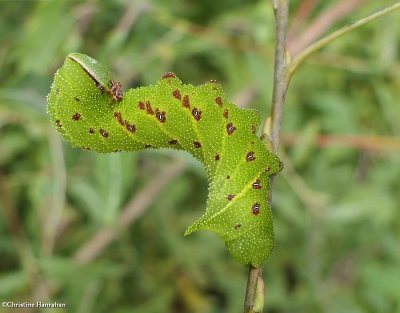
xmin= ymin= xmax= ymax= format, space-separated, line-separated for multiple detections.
xmin=269 ymin=0 xmax=289 ymax=152
xmin=244 ymin=1 xmax=289 ymax=312
xmin=245 ymin=2 xmax=400 ymax=312
xmin=244 ymin=266 xmax=264 ymax=313
xmin=287 ymin=2 xmax=400 ymax=80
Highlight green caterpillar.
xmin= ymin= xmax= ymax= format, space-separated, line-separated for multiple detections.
xmin=47 ymin=53 xmax=283 ymax=267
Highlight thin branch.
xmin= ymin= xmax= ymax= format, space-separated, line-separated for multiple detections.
xmin=244 ymin=1 xmax=289 ymax=312
xmin=269 ymin=0 xmax=289 ymax=152
xmin=244 ymin=2 xmax=400 ymax=313
xmin=287 ymin=2 xmax=400 ymax=80
xmin=244 ymin=266 xmax=265 ymax=313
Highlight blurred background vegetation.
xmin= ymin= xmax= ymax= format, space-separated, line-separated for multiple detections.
xmin=1 ymin=0 xmax=399 ymax=312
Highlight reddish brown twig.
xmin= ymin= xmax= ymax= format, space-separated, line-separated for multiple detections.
xmin=282 ymin=134 xmax=400 ymax=151
xmin=288 ymin=0 xmax=365 ymax=56
xmin=288 ymin=0 xmax=321 ymax=38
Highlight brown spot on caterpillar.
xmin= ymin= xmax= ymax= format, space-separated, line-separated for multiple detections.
xmin=82 ymin=146 xmax=91 ymax=150
xmin=227 ymin=194 xmax=235 ymax=201
xmin=113 ymin=112 xmax=124 ymax=126
xmin=265 ymin=165 xmax=271 ymax=172
xmin=246 ymin=151 xmax=256 ymax=162
xmin=74 ymin=97 xmax=80 ymax=102
xmin=173 ymin=89 xmax=181 ymax=100
xmin=144 ymin=144 xmax=152 ymax=148
xmin=55 ymin=120 xmax=62 ymax=128
xmin=235 ymin=223 xmax=241 ymax=229
xmin=215 ymin=96 xmax=223 ymax=107
xmin=215 ymin=154 xmax=220 ymax=161
xmin=72 ymin=113 xmax=81 ymax=121
xmin=169 ymin=139 xmax=178 ymax=145
xmin=55 ymin=88 xmax=60 ymax=95
xmin=223 ymin=109 xmax=228 ymax=119
xmin=251 ymin=125 xmax=257 ymax=134
xmin=146 ymin=101 xmax=154 ymax=115
xmin=252 ymin=203 xmax=261 ymax=215
xmin=226 ymin=175 xmax=230 ymax=179
xmin=113 ymin=149 xmax=122 ymax=152
xmin=226 ymin=123 xmax=236 ymax=135
xmin=156 ymin=110 xmax=166 ymax=123
xmin=89 ymin=128 xmax=95 ymax=134
xmin=210 ymin=80 xmax=220 ymax=90
xmin=279 ymin=161 xmax=284 ymax=170
xmin=162 ymin=72 xmax=177 ymax=79
xmin=138 ymin=101 xmax=145 ymax=110
xmin=95 ymin=81 xmax=106 ymax=93
xmin=126 ymin=123 xmax=136 ymax=133
xmin=252 ymin=179 xmax=262 ymax=189
xmin=192 ymin=108 xmax=202 ymax=121
xmin=110 ymin=81 xmax=123 ymax=101
xmin=99 ymin=129 xmax=109 ymax=138
xmin=193 ymin=141 xmax=201 ymax=148
xmin=182 ymin=95 xmax=190 ymax=109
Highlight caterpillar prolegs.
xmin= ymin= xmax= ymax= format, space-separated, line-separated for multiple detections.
xmin=47 ymin=53 xmax=283 ymax=266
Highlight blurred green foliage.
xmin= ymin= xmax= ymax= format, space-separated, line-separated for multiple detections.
xmin=1 ymin=1 xmax=400 ymax=312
